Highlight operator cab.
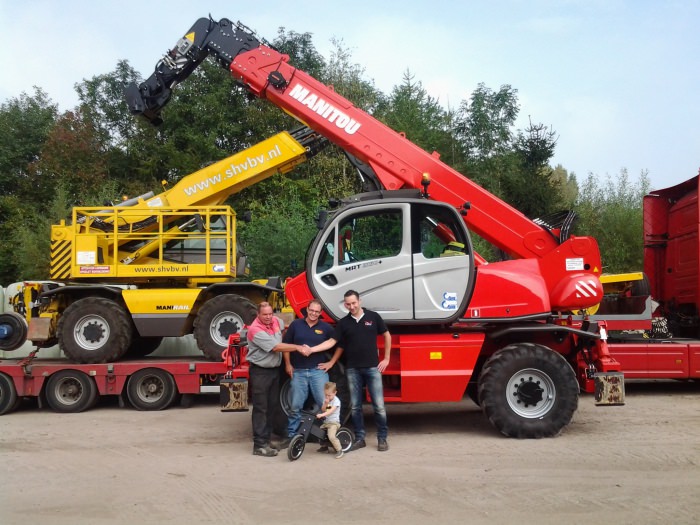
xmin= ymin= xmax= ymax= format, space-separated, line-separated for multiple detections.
xmin=308 ymin=194 xmax=475 ymax=324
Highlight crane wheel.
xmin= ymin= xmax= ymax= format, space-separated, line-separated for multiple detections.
xmin=0 ymin=312 xmax=28 ymax=351
xmin=193 ymin=294 xmax=257 ymax=361
xmin=478 ymin=343 xmax=579 ymax=438
xmin=57 ymin=297 xmax=132 ymax=364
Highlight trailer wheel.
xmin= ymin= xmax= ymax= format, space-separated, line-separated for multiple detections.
xmin=125 ymin=336 xmax=164 ymax=358
xmin=337 ymin=427 xmax=355 ymax=452
xmin=193 ymin=294 xmax=257 ymax=360
xmin=287 ymin=434 xmax=305 ymax=461
xmin=45 ymin=370 xmax=98 ymax=413
xmin=0 ymin=372 xmax=19 ymax=415
xmin=126 ymin=368 xmax=177 ymax=411
xmin=478 ymin=343 xmax=579 ymax=438
xmin=0 ymin=312 xmax=28 ymax=351
xmin=58 ymin=297 xmax=132 ymax=364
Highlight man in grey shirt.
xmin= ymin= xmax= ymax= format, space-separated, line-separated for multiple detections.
xmin=246 ymin=301 xmax=305 ymax=457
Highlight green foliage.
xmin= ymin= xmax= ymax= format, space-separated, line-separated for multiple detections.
xmin=574 ymin=169 xmax=650 ymax=273
xmin=456 ymin=83 xmax=519 ymax=161
xmin=324 ymin=38 xmax=382 ymax=112
xmin=374 ymin=71 xmax=459 ymax=164
xmin=0 ymin=88 xmax=58 ymax=198
xmin=237 ymin=184 xmax=318 ymax=278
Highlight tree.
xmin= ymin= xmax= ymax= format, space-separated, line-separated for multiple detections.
xmin=453 ymin=83 xmax=520 ymax=197
xmin=0 ymin=88 xmax=58 ymax=198
xmin=575 ymin=169 xmax=650 ymax=273
xmin=374 ymin=70 xmax=457 ymax=163
xmin=238 ymin=184 xmax=319 ymax=278
xmin=26 ymin=110 xmax=108 ymax=204
xmin=504 ymin=120 xmax=562 ymax=218
xmin=455 ymin=83 xmax=519 ymax=161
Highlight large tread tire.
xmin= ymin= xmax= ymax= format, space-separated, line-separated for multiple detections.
xmin=631 ymin=273 xmax=651 ymax=296
xmin=478 ymin=343 xmax=579 ymax=439
xmin=126 ymin=368 xmax=177 ymax=411
xmin=44 ymin=370 xmax=98 ymax=413
xmin=193 ymin=294 xmax=257 ymax=361
xmin=125 ymin=336 xmax=164 ymax=359
xmin=0 ymin=372 xmax=19 ymax=415
xmin=0 ymin=312 xmax=28 ymax=351
xmin=58 ymin=297 xmax=132 ymax=364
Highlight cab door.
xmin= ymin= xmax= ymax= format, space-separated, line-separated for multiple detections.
xmin=308 ymin=199 xmax=474 ymax=324
xmin=411 ymin=202 xmax=474 ymax=321
xmin=310 ymin=203 xmax=414 ymax=321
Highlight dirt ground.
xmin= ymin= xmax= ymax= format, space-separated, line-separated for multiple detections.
xmin=1 ymin=380 xmax=699 ymax=525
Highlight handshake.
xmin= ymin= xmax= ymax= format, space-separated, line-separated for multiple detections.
xmin=296 ymin=344 xmax=313 ymax=357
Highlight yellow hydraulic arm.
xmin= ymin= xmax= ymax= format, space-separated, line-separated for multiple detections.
xmin=50 ymin=127 xmax=326 ymax=281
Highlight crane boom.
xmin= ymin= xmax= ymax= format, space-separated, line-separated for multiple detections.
xmin=127 ymin=17 xmax=574 ymax=261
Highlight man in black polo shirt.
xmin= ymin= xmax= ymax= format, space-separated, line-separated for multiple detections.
xmin=278 ymin=299 xmax=340 ymax=449
xmin=308 ymin=290 xmax=392 ymax=452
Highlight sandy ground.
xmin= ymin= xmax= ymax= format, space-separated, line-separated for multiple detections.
xmin=1 ymin=380 xmax=699 ymax=525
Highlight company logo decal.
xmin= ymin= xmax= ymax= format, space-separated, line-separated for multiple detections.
xmin=288 ymin=83 xmax=361 ymax=135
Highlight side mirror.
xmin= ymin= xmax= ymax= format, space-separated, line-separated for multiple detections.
xmin=316 ymin=210 xmax=328 ymax=230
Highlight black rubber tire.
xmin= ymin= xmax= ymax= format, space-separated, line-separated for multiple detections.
xmin=193 ymin=294 xmax=257 ymax=361
xmin=125 ymin=336 xmax=164 ymax=358
xmin=126 ymin=368 xmax=177 ymax=411
xmin=44 ymin=370 xmax=98 ymax=413
xmin=287 ymin=434 xmax=306 ymax=461
xmin=336 ymin=427 xmax=355 ymax=452
xmin=0 ymin=372 xmax=19 ymax=415
xmin=58 ymin=297 xmax=132 ymax=364
xmin=279 ymin=377 xmax=320 ymax=417
xmin=0 ymin=312 xmax=28 ymax=351
xmin=631 ymin=273 xmax=651 ymax=296
xmin=478 ymin=343 xmax=579 ymax=439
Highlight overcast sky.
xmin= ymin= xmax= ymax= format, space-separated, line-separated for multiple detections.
xmin=2 ymin=0 xmax=698 ymax=191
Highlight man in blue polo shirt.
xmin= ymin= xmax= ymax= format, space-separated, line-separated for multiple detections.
xmin=307 ymin=290 xmax=392 ymax=452
xmin=278 ymin=299 xmax=340 ymax=449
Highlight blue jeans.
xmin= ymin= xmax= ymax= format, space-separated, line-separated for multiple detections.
xmin=287 ymin=368 xmax=329 ymax=437
xmin=346 ymin=367 xmax=388 ymax=441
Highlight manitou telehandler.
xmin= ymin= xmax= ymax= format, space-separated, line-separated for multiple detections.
xmin=120 ymin=16 xmax=626 ymax=438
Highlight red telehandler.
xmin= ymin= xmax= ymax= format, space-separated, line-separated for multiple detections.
xmin=125 ymin=16 xmax=624 ymax=438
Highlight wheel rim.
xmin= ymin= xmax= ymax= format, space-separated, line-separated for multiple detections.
xmin=506 ymin=367 xmax=556 ymax=418
xmin=134 ymin=374 xmax=166 ymax=403
xmin=52 ymin=376 xmax=85 ymax=407
xmin=73 ymin=314 xmax=110 ymax=351
xmin=289 ymin=436 xmax=305 ymax=460
xmin=209 ymin=311 xmax=245 ymax=347
xmin=337 ymin=429 xmax=353 ymax=451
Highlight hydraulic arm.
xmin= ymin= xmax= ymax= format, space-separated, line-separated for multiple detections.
xmin=127 ymin=16 xmax=604 ymax=312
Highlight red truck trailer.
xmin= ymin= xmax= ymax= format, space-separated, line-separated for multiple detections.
xmin=605 ymin=173 xmax=700 ymax=379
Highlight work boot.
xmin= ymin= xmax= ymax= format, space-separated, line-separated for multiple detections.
xmin=348 ymin=439 xmax=366 ymax=452
xmin=377 ymin=438 xmax=389 ymax=452
xmin=253 ymin=445 xmax=278 ymax=457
